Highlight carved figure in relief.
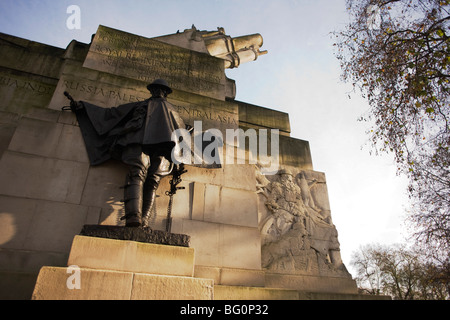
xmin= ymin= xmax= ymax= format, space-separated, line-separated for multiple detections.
xmin=260 ymin=169 xmax=311 ymax=242
xmin=297 ymin=171 xmax=319 ymax=212
xmin=258 ymin=167 xmax=348 ymax=276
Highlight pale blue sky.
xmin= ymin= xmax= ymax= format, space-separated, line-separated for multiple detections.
xmin=0 ymin=0 xmax=410 ymax=273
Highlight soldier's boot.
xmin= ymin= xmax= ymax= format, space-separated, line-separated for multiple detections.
xmin=121 ymin=175 xmax=144 ymax=227
xmin=141 ymin=176 xmax=161 ymax=228
xmin=141 ymin=188 xmax=157 ymax=228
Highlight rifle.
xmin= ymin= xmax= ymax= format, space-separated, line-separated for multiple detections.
xmin=61 ymin=91 xmax=80 ymax=111
xmin=165 ymin=164 xmax=187 ymax=233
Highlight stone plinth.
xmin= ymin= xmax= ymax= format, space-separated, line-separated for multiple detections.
xmin=32 ymin=234 xmax=214 ymax=300
xmin=68 ymin=235 xmax=194 ymax=277
xmin=214 ymin=285 xmax=391 ymax=300
xmin=264 ymin=273 xmax=358 ymax=294
xmin=32 ymin=267 xmax=214 ymax=300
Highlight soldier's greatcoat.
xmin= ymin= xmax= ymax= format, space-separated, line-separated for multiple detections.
xmin=74 ymin=97 xmax=185 ymax=165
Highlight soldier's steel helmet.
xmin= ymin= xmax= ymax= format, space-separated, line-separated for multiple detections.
xmin=147 ymin=79 xmax=173 ymax=94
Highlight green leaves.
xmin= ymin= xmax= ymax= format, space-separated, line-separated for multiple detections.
xmin=436 ymin=29 xmax=445 ymax=37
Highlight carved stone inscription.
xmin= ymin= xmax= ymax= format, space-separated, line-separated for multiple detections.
xmin=0 ymin=75 xmax=54 ymax=97
xmin=47 ymin=74 xmax=149 ymax=111
xmin=170 ymin=98 xmax=238 ymax=132
xmin=0 ymin=69 xmax=56 ymax=112
xmin=49 ymin=74 xmax=238 ymax=132
xmin=83 ymin=26 xmax=226 ymax=99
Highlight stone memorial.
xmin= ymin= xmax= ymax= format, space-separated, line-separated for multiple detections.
xmin=0 ymin=25 xmax=387 ymax=300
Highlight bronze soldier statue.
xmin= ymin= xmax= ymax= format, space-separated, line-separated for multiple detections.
xmin=66 ymin=79 xmax=188 ymax=228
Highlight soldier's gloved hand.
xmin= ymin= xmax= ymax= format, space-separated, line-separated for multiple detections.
xmin=63 ymin=91 xmax=83 ymax=112
xmin=70 ymin=100 xmax=83 ymax=112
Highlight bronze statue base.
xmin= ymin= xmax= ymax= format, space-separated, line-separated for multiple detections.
xmin=79 ymin=225 xmax=190 ymax=247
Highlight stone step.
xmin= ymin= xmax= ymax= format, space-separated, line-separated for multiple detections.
xmin=68 ymin=235 xmax=195 ymax=277
xmin=32 ymin=266 xmax=214 ymax=300
xmin=214 ymin=285 xmax=391 ymax=300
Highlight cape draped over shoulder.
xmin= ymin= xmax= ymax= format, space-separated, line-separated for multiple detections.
xmin=74 ymin=98 xmax=185 ymax=166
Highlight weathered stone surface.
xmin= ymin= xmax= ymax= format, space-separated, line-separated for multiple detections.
xmin=0 ymin=196 xmax=98 ymax=253
xmin=175 ymin=219 xmax=261 ymax=270
xmin=131 ymin=273 xmax=214 ymax=300
xmin=79 ymin=160 xmax=128 ymax=209
xmin=32 ymin=267 xmax=133 ymax=300
xmin=191 ymin=182 xmax=206 ymax=221
xmin=32 ymin=266 xmax=214 ymax=300
xmin=68 ymin=235 xmax=194 ymax=276
xmin=202 ymin=185 xmax=258 ymax=228
xmin=0 ymin=33 xmax=64 ymax=79
xmin=182 ymin=164 xmax=256 ymax=192
xmin=265 ymin=273 xmax=358 ymax=294
xmin=279 ymin=136 xmax=313 ymax=170
xmin=0 ymin=271 xmax=39 ymax=300
xmin=258 ymin=167 xmax=350 ymax=278
xmin=215 ymin=285 xmax=299 ymax=300
xmin=79 ymin=225 xmax=190 ymax=247
xmin=83 ymin=25 xmax=228 ymax=100
xmin=169 ymin=90 xmax=239 ymax=131
xmin=0 ymin=68 xmax=57 ymax=115
xmin=8 ymin=116 xmax=89 ymax=162
xmin=194 ymin=265 xmax=265 ymax=287
xmin=237 ymin=100 xmax=291 ymax=135
xmin=215 ymin=284 xmax=389 ymax=300
xmin=47 ymin=61 xmax=150 ymax=111
xmin=0 ymin=151 xmax=89 ymax=204
xmin=48 ymin=58 xmax=239 ymax=135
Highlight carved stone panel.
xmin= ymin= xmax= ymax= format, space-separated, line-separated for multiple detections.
xmin=83 ymin=25 xmax=228 ymax=100
xmin=257 ymin=167 xmax=350 ymax=278
xmin=48 ymin=60 xmax=239 ymax=134
xmin=0 ymin=68 xmax=57 ymax=114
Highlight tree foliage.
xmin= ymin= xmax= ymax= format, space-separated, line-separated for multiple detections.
xmin=334 ymin=0 xmax=449 ymax=259
xmin=351 ymin=243 xmax=449 ymax=299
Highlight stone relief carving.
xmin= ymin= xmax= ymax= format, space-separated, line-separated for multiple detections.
xmin=257 ymin=167 xmax=350 ymax=277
